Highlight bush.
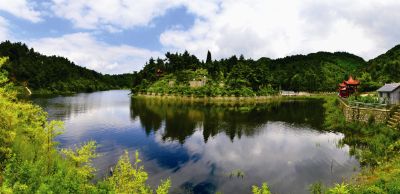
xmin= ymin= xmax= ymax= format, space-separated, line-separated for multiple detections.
xmin=257 ymin=85 xmax=278 ymax=96
xmin=252 ymin=182 xmax=271 ymax=194
xmin=348 ymin=94 xmax=380 ymax=104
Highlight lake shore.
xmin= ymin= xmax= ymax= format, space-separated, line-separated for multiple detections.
xmin=133 ymin=92 xmax=334 ymax=104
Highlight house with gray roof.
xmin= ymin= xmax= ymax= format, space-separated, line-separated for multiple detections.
xmin=377 ymin=83 xmax=400 ymax=105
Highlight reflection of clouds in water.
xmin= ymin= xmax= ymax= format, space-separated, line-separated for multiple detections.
xmin=58 ymin=106 xmax=134 ymax=146
xmin=35 ymin=91 xmax=358 ymax=194
xmin=152 ymin=123 xmax=181 ymax=148
xmin=34 ymin=90 xmax=131 ymax=121
xmin=149 ymin=122 xmax=357 ymax=194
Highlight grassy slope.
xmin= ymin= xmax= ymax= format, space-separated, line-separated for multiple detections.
xmin=323 ymin=97 xmax=400 ymax=193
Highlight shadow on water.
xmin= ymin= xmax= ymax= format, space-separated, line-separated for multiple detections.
xmin=130 ymin=97 xmax=326 ymax=144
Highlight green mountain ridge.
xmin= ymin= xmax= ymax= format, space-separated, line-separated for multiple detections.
xmin=0 ymin=41 xmax=133 ymax=94
xmin=367 ymin=44 xmax=400 ymax=83
xmin=132 ymin=48 xmax=396 ymax=96
xmin=1 ymin=40 xmax=399 ymax=95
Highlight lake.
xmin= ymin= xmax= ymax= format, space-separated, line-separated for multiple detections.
xmin=32 ymin=90 xmax=359 ymax=194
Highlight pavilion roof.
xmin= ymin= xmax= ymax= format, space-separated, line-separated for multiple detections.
xmin=345 ymin=76 xmax=360 ymax=85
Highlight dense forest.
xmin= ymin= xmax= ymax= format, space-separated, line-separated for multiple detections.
xmin=1 ymin=40 xmax=398 ymax=96
xmin=132 ymin=45 xmax=400 ymax=96
xmin=366 ymin=45 xmax=400 ymax=84
xmin=0 ymin=41 xmax=133 ymax=94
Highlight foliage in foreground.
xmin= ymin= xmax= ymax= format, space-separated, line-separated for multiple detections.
xmin=252 ymin=182 xmax=272 ymax=194
xmin=103 ymin=150 xmax=171 ymax=194
xmin=0 ymin=57 xmax=170 ymax=193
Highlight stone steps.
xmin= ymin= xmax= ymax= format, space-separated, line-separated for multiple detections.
xmin=387 ymin=106 xmax=400 ymax=129
xmin=388 ymin=120 xmax=397 ymax=126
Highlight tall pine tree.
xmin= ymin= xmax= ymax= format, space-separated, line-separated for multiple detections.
xmin=206 ymin=50 xmax=212 ymax=64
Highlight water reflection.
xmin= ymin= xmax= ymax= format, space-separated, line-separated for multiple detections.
xmin=130 ymin=97 xmax=325 ymax=143
xmin=32 ymin=90 xmax=359 ymax=194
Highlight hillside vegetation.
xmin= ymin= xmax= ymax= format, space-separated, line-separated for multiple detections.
xmin=0 ymin=41 xmax=133 ymax=94
xmin=366 ymin=45 xmax=400 ymax=84
xmin=1 ymin=40 xmax=399 ymax=96
xmin=132 ymin=45 xmax=400 ymax=96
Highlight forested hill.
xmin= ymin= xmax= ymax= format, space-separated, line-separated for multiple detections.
xmin=131 ymin=50 xmax=374 ymax=96
xmin=0 ymin=41 xmax=133 ymax=94
xmin=2 ymin=40 xmax=398 ymax=96
xmin=366 ymin=45 xmax=400 ymax=84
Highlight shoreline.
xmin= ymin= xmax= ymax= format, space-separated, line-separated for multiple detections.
xmin=133 ymin=93 xmax=333 ymax=104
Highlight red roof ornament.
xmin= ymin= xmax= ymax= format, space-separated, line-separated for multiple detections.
xmin=345 ymin=76 xmax=360 ymax=85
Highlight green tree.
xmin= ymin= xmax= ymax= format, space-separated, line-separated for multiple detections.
xmin=206 ymin=50 xmax=212 ymax=64
xmin=61 ymin=141 xmax=98 ymax=179
xmin=105 ymin=150 xmax=171 ymax=194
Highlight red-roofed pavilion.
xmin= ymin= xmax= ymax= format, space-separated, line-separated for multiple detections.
xmin=338 ymin=76 xmax=360 ymax=98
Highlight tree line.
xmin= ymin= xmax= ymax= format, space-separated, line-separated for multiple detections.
xmin=0 ymin=41 xmax=134 ymax=94
xmin=132 ymin=45 xmax=400 ymax=96
xmin=1 ymin=40 xmax=398 ymax=96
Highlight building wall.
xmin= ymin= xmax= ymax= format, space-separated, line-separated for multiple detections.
xmin=379 ymin=89 xmax=400 ymax=105
xmin=379 ymin=92 xmax=389 ymax=103
xmin=390 ymin=87 xmax=400 ymax=105
xmin=189 ymin=80 xmax=206 ymax=88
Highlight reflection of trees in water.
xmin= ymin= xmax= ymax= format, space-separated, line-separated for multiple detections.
xmin=130 ymin=98 xmax=325 ymax=144
xmin=32 ymin=94 xmax=92 ymax=121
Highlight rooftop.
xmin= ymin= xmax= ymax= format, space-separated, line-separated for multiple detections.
xmin=377 ymin=83 xmax=400 ymax=92
xmin=344 ymin=76 xmax=360 ymax=85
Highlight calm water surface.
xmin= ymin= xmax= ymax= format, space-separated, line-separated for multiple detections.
xmin=32 ymin=90 xmax=359 ymax=194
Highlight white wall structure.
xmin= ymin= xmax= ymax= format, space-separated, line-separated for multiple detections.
xmin=377 ymin=83 xmax=400 ymax=105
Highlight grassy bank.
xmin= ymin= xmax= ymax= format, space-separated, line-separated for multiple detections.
xmin=134 ymin=92 xmax=333 ymax=103
xmin=320 ymin=97 xmax=400 ymax=193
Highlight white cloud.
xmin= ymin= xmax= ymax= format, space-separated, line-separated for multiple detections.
xmin=0 ymin=0 xmax=42 ymax=22
xmin=160 ymin=0 xmax=400 ymax=60
xmin=29 ymin=33 xmax=162 ymax=74
xmin=50 ymin=0 xmax=224 ymax=32
xmin=148 ymin=123 xmax=358 ymax=193
xmin=0 ymin=16 xmax=9 ymax=40
xmin=2 ymin=0 xmax=400 ymax=74
xmin=50 ymin=0 xmax=183 ymax=31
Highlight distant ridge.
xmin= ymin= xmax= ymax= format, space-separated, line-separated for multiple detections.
xmin=0 ymin=41 xmax=133 ymax=94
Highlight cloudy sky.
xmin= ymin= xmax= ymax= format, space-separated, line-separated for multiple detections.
xmin=0 ymin=0 xmax=400 ymax=74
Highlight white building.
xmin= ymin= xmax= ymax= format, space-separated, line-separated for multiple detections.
xmin=377 ymin=83 xmax=400 ymax=105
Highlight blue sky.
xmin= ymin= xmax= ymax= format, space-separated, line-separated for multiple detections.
xmin=0 ymin=0 xmax=400 ymax=74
